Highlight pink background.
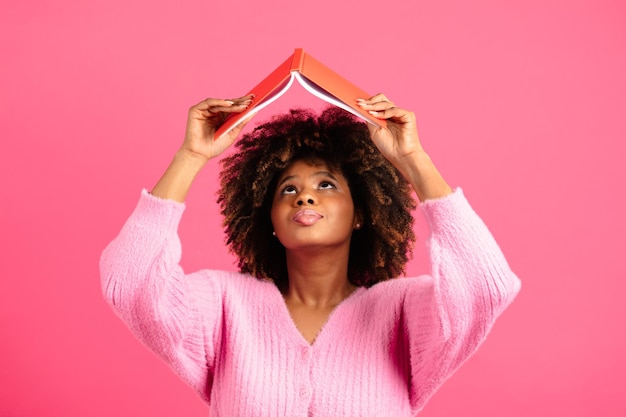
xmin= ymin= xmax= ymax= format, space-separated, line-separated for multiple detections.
xmin=1 ymin=0 xmax=625 ymax=416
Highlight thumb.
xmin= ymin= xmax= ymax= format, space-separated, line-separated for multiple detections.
xmin=226 ymin=113 xmax=256 ymax=140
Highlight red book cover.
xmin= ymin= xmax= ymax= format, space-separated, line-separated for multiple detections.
xmin=215 ymin=48 xmax=385 ymax=138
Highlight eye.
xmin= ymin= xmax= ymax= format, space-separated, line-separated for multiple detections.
xmin=319 ymin=181 xmax=336 ymax=190
xmin=281 ymin=184 xmax=297 ymax=194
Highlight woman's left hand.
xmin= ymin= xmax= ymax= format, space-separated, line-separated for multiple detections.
xmin=358 ymin=94 xmax=424 ymax=177
xmin=358 ymin=94 xmax=452 ymax=201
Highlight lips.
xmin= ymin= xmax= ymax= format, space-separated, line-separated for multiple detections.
xmin=292 ymin=209 xmax=323 ymax=226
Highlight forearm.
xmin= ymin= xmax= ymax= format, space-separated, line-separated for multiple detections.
xmin=100 ymin=190 xmax=220 ymax=394
xmin=151 ymin=149 xmax=210 ymax=202
xmin=400 ymin=151 xmax=453 ymax=202
xmin=407 ymin=190 xmax=520 ymax=409
xmin=100 ymin=189 xmax=186 ymax=321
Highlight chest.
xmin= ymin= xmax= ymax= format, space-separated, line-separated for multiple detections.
xmin=212 ymin=288 xmax=413 ymax=416
xmin=213 ymin=324 xmax=412 ymax=417
xmin=284 ymin=302 xmax=336 ymax=345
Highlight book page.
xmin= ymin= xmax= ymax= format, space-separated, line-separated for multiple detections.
xmin=248 ymin=75 xmax=295 ymax=118
xmin=215 ymin=75 xmax=295 ymax=138
xmin=293 ymin=72 xmax=374 ymax=124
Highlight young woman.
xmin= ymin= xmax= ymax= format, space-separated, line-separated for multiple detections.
xmin=101 ymin=94 xmax=520 ymax=416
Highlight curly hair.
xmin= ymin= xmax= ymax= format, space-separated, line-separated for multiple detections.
xmin=218 ymin=107 xmax=416 ymax=288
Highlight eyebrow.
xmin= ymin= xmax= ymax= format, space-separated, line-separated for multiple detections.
xmin=277 ymin=171 xmax=340 ymax=188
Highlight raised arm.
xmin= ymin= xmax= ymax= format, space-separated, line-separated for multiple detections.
xmin=152 ymin=95 xmax=254 ymax=202
xmin=361 ymin=95 xmax=520 ymax=410
xmin=100 ymin=96 xmax=253 ymax=400
xmin=357 ymin=94 xmax=452 ymax=202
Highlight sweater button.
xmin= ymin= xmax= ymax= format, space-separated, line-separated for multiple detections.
xmin=299 ymin=387 xmax=310 ymax=399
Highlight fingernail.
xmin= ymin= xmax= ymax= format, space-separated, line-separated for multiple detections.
xmin=369 ymin=110 xmax=379 ymax=115
xmin=225 ymin=100 xmax=235 ymax=105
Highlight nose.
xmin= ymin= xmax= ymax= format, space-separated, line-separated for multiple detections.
xmin=297 ymin=197 xmax=315 ymax=206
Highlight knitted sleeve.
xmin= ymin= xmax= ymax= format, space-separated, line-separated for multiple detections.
xmin=404 ymin=188 xmax=521 ymax=412
xmin=99 ymin=190 xmax=222 ymax=402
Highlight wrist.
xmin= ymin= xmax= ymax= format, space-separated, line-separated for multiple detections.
xmin=400 ymin=152 xmax=452 ymax=202
xmin=397 ymin=151 xmax=435 ymax=180
xmin=175 ymin=147 xmax=210 ymax=171
xmin=150 ymin=149 xmax=209 ymax=203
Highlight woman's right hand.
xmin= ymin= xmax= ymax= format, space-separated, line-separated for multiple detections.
xmin=150 ymin=95 xmax=254 ymax=202
xmin=181 ymin=95 xmax=255 ymax=162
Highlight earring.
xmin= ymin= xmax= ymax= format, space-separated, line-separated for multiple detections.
xmin=355 ymin=223 xmax=361 ymax=229
xmin=272 ymin=231 xmax=276 ymax=236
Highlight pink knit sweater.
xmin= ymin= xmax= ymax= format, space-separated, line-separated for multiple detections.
xmin=100 ymin=188 xmax=520 ymax=416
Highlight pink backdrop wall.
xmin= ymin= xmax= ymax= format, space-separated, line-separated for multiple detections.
xmin=1 ymin=0 xmax=624 ymax=415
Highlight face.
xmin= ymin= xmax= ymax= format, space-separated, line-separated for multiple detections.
xmin=271 ymin=159 xmax=361 ymax=252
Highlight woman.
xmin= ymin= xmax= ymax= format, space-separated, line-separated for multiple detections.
xmin=101 ymin=94 xmax=521 ymax=416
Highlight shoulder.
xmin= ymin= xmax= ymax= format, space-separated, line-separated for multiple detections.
xmin=366 ymin=275 xmax=434 ymax=296
xmin=188 ymin=269 xmax=279 ymax=301
xmin=356 ymin=275 xmax=435 ymax=312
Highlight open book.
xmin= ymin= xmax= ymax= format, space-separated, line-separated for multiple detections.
xmin=215 ymin=48 xmax=386 ymax=138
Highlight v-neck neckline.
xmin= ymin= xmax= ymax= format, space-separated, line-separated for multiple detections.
xmin=271 ymin=284 xmax=366 ymax=347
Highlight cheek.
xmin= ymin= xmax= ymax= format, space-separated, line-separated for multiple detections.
xmin=339 ymin=201 xmax=355 ymax=216
xmin=270 ymin=211 xmax=278 ymax=231
xmin=332 ymin=199 xmax=356 ymax=225
xmin=270 ymin=201 xmax=286 ymax=230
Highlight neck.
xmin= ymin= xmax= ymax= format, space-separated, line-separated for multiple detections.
xmin=283 ymin=246 xmax=355 ymax=308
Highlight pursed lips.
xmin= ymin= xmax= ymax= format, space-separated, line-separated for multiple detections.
xmin=292 ymin=209 xmax=324 ymax=226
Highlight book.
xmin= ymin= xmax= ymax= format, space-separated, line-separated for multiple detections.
xmin=215 ymin=48 xmax=386 ymax=138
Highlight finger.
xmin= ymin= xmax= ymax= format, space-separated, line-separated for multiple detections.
xmin=357 ymin=93 xmax=394 ymax=105
xmin=193 ymin=98 xmax=235 ymax=111
xmin=367 ymin=106 xmax=415 ymax=122
xmin=356 ymin=94 xmax=396 ymax=113
xmin=200 ymin=100 xmax=253 ymax=119
xmin=208 ymin=95 xmax=254 ymax=114
xmin=191 ymin=95 xmax=253 ymax=115
xmin=229 ymin=94 xmax=255 ymax=104
xmin=357 ymin=99 xmax=396 ymax=112
xmin=196 ymin=107 xmax=229 ymax=121
xmin=215 ymin=95 xmax=254 ymax=112
xmin=369 ymin=93 xmax=391 ymax=103
xmin=206 ymin=103 xmax=249 ymax=115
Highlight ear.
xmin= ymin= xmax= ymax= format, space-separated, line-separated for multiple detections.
xmin=353 ymin=209 xmax=364 ymax=230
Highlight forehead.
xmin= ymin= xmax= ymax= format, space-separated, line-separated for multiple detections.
xmin=278 ymin=158 xmax=344 ymax=180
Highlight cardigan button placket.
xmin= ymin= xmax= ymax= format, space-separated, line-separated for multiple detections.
xmin=296 ymin=345 xmax=313 ymax=407
xmin=299 ymin=387 xmax=310 ymax=399
xmin=301 ymin=346 xmax=310 ymax=358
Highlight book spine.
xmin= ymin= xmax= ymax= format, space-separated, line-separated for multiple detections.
xmin=290 ymin=48 xmax=305 ymax=72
